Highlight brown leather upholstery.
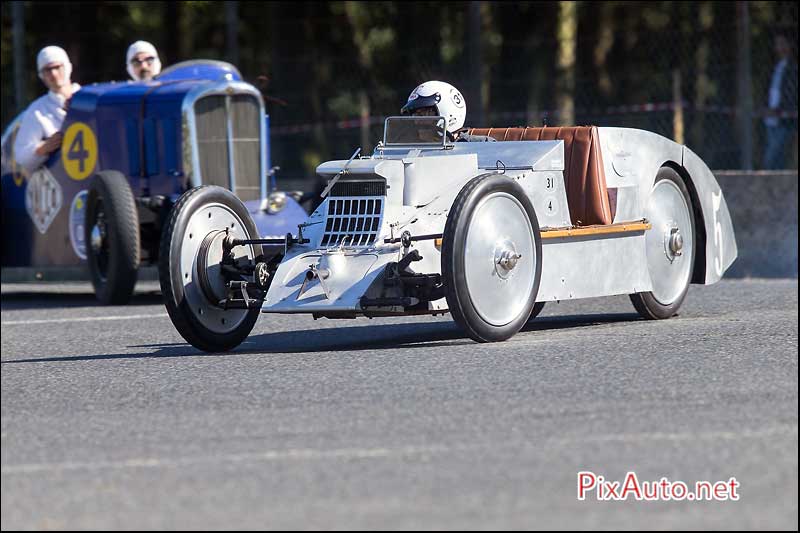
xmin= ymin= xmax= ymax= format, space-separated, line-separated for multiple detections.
xmin=467 ymin=126 xmax=613 ymax=226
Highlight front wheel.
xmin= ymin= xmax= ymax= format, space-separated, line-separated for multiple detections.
xmin=84 ymin=170 xmax=140 ymax=305
xmin=159 ymin=186 xmax=262 ymax=352
xmin=442 ymin=174 xmax=542 ymax=342
xmin=630 ymin=166 xmax=696 ymax=319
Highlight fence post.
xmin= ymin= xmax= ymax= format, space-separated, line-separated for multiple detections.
xmin=673 ymin=69 xmax=685 ymax=145
xmin=226 ymin=1 xmax=239 ymax=67
xmin=736 ymin=1 xmax=754 ymax=170
xmin=556 ymin=1 xmax=577 ymax=127
xmin=359 ymin=90 xmax=370 ymax=153
xmin=12 ymin=0 xmax=27 ymax=116
xmin=468 ymin=2 xmax=484 ymax=127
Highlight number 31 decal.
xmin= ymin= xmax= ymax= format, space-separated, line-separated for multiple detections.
xmin=61 ymin=122 xmax=98 ymax=181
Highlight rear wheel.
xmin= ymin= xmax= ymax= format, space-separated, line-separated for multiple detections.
xmin=442 ymin=174 xmax=542 ymax=342
xmin=159 ymin=186 xmax=262 ymax=352
xmin=630 ymin=166 xmax=695 ymax=319
xmin=85 ymin=170 xmax=140 ymax=305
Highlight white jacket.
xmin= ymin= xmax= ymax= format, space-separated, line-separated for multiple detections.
xmin=13 ymin=83 xmax=81 ymax=174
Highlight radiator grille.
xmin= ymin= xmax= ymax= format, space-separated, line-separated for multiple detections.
xmin=330 ymin=180 xmax=386 ymax=197
xmin=321 ymin=197 xmax=383 ymax=247
xmin=194 ymin=96 xmax=228 ymax=189
xmin=229 ymin=95 xmax=260 ymax=201
xmin=193 ymin=94 xmax=262 ymax=201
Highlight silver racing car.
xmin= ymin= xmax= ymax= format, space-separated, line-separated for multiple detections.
xmin=159 ymin=116 xmax=737 ymax=352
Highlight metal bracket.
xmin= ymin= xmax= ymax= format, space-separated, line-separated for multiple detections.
xmin=360 ymin=296 xmax=420 ymax=308
xmin=223 ymin=232 xmax=310 ymax=256
xmin=218 ymin=280 xmax=265 ymax=309
xmin=320 ymin=147 xmax=362 ymax=198
xmin=297 ymin=263 xmax=331 ymax=300
xmin=383 ymin=232 xmax=443 ymax=245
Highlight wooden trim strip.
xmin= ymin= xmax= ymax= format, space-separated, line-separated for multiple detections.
xmin=540 ymin=221 xmax=651 ymax=239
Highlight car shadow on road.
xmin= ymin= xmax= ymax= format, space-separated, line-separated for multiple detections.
xmin=0 ymin=291 xmax=164 ymax=310
xmin=1 ymin=312 xmax=640 ymax=364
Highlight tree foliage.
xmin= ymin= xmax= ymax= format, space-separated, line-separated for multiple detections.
xmin=1 ymin=1 xmax=796 ymax=174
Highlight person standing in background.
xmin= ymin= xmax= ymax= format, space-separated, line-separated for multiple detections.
xmin=762 ymin=33 xmax=798 ymax=170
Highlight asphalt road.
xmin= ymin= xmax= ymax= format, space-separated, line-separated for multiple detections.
xmin=1 ymin=279 xmax=797 ymax=530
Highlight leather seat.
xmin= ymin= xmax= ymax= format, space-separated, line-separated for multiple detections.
xmin=467 ymin=126 xmax=613 ymax=226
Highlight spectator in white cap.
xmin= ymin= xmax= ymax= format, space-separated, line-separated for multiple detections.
xmin=127 ymin=40 xmax=161 ymax=81
xmin=13 ymin=45 xmax=81 ymax=174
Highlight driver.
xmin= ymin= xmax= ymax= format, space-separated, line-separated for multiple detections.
xmin=14 ymin=45 xmax=81 ymax=174
xmin=126 ymin=40 xmax=162 ymax=81
xmin=400 ymin=81 xmax=495 ymax=142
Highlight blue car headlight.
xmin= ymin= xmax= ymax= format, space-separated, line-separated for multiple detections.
xmin=265 ymin=191 xmax=287 ymax=214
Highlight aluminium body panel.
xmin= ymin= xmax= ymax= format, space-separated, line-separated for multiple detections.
xmin=681 ymin=146 xmax=738 ymax=283
xmin=401 ymin=153 xmax=478 ymax=207
xmin=598 ymin=127 xmax=683 ymax=224
xmin=262 ymin=248 xmax=399 ymax=313
xmin=597 ymin=127 xmax=738 ymax=284
xmin=262 ymin=126 xmax=736 ymax=316
xmin=378 ymin=139 xmax=563 ymax=172
xmin=537 ymin=231 xmax=651 ymax=301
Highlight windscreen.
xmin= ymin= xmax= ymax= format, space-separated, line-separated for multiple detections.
xmin=383 ymin=116 xmax=447 ymax=147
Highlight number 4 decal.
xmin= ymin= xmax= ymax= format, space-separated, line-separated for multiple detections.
xmin=67 ymin=130 xmax=89 ymax=172
xmin=61 ymin=122 xmax=98 ymax=181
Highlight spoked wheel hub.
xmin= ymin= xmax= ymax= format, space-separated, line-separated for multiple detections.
xmin=90 ymin=220 xmax=105 ymax=254
xmin=89 ymin=211 xmax=108 ymax=280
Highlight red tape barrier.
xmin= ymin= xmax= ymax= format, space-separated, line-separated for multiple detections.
xmin=270 ymin=102 xmax=798 ymax=136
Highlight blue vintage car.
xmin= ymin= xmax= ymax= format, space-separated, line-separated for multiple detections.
xmin=1 ymin=60 xmax=308 ymax=304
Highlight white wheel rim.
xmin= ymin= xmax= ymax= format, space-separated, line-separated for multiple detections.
xmin=463 ymin=192 xmax=536 ymax=326
xmin=644 ymin=179 xmax=694 ymax=305
xmin=179 ymin=203 xmax=255 ymax=334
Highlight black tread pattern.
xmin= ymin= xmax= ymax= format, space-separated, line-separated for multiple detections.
xmin=158 ymin=185 xmax=212 ymax=314
xmin=86 ymin=170 xmax=140 ymax=305
xmin=158 ymin=185 xmax=261 ymax=352
xmin=442 ymin=174 xmax=542 ymax=342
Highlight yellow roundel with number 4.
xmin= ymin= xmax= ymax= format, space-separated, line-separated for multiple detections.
xmin=61 ymin=122 xmax=98 ymax=181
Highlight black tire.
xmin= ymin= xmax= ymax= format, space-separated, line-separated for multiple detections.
xmin=159 ymin=185 xmax=261 ymax=352
xmin=85 ymin=170 xmax=140 ymax=305
xmin=442 ymin=174 xmax=542 ymax=342
xmin=528 ymin=301 xmax=546 ymax=321
xmin=630 ymin=167 xmax=696 ymax=319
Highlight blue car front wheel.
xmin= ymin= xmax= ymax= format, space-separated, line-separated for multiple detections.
xmin=84 ymin=170 xmax=140 ymax=305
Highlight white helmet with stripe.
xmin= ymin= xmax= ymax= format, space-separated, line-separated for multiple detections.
xmin=401 ymin=80 xmax=466 ymax=134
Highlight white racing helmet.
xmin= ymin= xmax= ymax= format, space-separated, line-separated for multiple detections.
xmin=126 ymin=40 xmax=162 ymax=81
xmin=37 ymin=45 xmax=72 ymax=82
xmin=401 ymin=80 xmax=466 ymax=134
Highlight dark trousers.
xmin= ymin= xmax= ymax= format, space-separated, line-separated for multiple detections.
xmin=762 ymin=123 xmax=794 ymax=170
